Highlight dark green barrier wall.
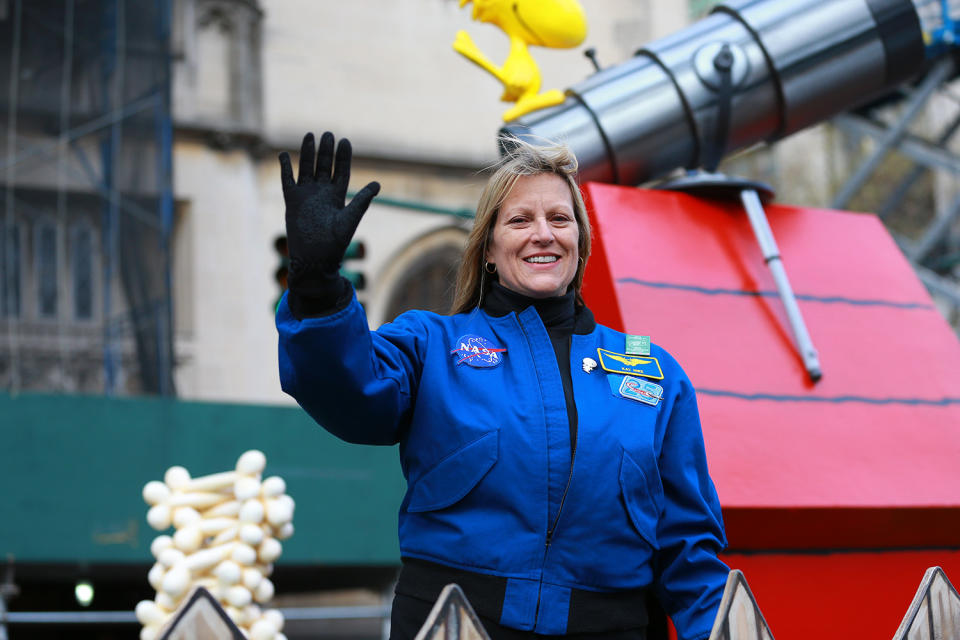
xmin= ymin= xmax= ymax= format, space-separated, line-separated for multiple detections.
xmin=0 ymin=392 xmax=404 ymax=566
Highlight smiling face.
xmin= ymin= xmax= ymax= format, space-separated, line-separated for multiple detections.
xmin=485 ymin=172 xmax=579 ymax=299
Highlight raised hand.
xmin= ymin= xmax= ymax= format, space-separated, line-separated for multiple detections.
xmin=278 ymin=132 xmax=380 ymax=315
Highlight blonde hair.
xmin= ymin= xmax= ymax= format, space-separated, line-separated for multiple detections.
xmin=451 ymin=137 xmax=591 ymax=314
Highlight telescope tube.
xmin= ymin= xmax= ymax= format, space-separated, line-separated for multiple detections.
xmin=501 ymin=0 xmax=926 ymax=185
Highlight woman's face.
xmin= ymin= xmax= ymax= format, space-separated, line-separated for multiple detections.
xmin=485 ymin=173 xmax=579 ymax=299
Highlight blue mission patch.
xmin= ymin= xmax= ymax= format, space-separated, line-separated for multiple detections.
xmin=607 ymin=374 xmax=663 ymax=406
xmin=450 ymin=334 xmax=506 ymax=368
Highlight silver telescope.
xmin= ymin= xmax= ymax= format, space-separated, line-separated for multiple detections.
xmin=501 ymin=0 xmax=928 ymax=185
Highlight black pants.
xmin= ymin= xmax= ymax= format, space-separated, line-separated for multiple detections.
xmin=389 ymin=592 xmax=648 ymax=640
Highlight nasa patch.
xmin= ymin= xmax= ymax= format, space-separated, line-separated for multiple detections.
xmin=450 ymin=334 xmax=506 ymax=368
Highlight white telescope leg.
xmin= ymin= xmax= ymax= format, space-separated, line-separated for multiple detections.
xmin=740 ymin=189 xmax=822 ymax=381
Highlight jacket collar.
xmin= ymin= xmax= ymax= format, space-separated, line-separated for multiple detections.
xmin=482 ymin=281 xmax=596 ymax=335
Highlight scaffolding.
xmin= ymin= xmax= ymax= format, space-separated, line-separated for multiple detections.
xmin=829 ymin=0 xmax=960 ymax=329
xmin=0 ymin=0 xmax=175 ymax=395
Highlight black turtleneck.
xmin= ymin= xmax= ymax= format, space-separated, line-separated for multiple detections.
xmin=482 ymin=281 xmax=588 ymax=454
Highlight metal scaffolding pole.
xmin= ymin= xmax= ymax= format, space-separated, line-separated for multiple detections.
xmin=101 ymin=0 xmax=126 ymax=395
xmin=832 ymin=58 xmax=956 ymax=210
xmin=156 ymin=0 xmax=175 ymax=396
xmin=55 ymin=0 xmax=75 ymax=390
xmin=3 ymin=0 xmax=22 ymax=394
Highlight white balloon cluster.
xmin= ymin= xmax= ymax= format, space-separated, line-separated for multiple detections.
xmin=137 ymin=450 xmax=295 ymax=640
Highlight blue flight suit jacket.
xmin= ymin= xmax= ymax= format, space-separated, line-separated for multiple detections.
xmin=277 ymin=292 xmax=729 ymax=639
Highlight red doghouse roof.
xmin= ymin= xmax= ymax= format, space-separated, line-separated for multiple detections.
xmin=582 ymin=183 xmax=960 ymax=549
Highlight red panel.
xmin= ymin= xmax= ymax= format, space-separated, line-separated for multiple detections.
xmin=719 ymin=550 xmax=960 ymax=640
xmin=582 ymin=183 xmax=960 ymax=549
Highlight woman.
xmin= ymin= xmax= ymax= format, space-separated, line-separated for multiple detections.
xmin=276 ymin=132 xmax=729 ymax=640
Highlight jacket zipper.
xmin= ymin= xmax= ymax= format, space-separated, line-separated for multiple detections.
xmin=529 ymin=330 xmax=579 ymax=627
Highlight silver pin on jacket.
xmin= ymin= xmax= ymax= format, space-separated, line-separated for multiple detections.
xmin=582 ymin=357 xmax=598 ymax=373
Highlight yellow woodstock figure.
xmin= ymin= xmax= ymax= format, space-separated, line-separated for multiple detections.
xmin=454 ymin=0 xmax=587 ymax=121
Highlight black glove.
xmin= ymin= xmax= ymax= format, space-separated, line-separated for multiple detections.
xmin=278 ymin=131 xmax=380 ymax=318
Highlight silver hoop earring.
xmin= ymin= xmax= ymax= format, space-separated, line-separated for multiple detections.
xmin=484 ymin=262 xmax=497 ymax=274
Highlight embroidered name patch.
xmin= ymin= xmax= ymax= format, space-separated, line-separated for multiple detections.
xmin=596 ymin=348 xmax=664 ymax=379
xmin=451 ymin=335 xmax=506 ymax=368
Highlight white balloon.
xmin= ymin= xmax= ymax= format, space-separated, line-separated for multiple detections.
xmin=242 ymin=567 xmax=263 ymax=590
xmin=147 ymin=563 xmax=166 ymax=591
xmin=142 ymin=481 xmax=170 ymax=505
xmin=231 ymin=543 xmax=258 ymax=566
xmin=140 ymin=625 xmax=159 ymax=640
xmin=150 ymin=535 xmax=173 ymax=558
xmin=164 ymin=466 xmax=191 ymax=489
xmin=172 ymin=506 xmax=202 ymax=529
xmin=254 ymin=577 xmax=275 ymax=603
xmin=226 ymin=584 xmax=253 ymax=608
xmin=239 ymin=499 xmax=265 ymax=524
xmin=203 ymin=499 xmax=242 ymax=518
xmin=239 ymin=603 xmax=262 ymax=627
xmin=258 ymin=538 xmax=282 ymax=564
xmin=276 ymin=522 xmax=294 ymax=540
xmin=234 ymin=477 xmax=261 ymax=501
xmin=260 ymin=476 xmax=286 ymax=498
xmin=236 ymin=450 xmax=267 ymax=475
xmin=240 ymin=523 xmax=265 ymax=546
xmin=211 ymin=525 xmax=239 ymax=547
xmin=156 ymin=591 xmax=177 ymax=612
xmin=264 ymin=499 xmax=292 ymax=527
xmin=135 ymin=600 xmax=165 ymax=626
xmin=263 ymin=608 xmax=284 ymax=631
xmin=250 ymin=617 xmax=278 ymax=640
xmin=173 ymin=525 xmax=202 ymax=553
xmin=157 ymin=547 xmax=185 ymax=568
xmin=146 ymin=504 xmax=172 ymax=531
xmin=214 ymin=559 xmax=241 ymax=585
xmin=161 ymin=565 xmax=190 ymax=599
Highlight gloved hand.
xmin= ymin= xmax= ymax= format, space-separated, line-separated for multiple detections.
xmin=278 ymin=131 xmax=380 ymax=317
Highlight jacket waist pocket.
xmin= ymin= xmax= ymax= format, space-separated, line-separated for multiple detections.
xmin=407 ymin=429 xmax=499 ymax=512
xmin=619 ymin=446 xmax=663 ymax=550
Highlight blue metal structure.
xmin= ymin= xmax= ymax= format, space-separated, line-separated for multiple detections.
xmin=0 ymin=0 xmax=175 ymax=396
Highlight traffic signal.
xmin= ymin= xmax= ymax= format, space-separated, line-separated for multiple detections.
xmin=340 ymin=241 xmax=366 ymax=291
xmin=273 ymin=235 xmax=289 ymax=312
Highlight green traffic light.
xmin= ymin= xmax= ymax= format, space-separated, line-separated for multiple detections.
xmin=343 ymin=241 xmax=365 ymax=261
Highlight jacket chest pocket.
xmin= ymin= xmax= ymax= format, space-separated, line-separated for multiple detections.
xmin=618 ymin=445 xmax=664 ymax=550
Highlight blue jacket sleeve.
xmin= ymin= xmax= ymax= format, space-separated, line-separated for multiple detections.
xmin=276 ymin=290 xmax=425 ymax=445
xmin=654 ymin=381 xmax=729 ymax=640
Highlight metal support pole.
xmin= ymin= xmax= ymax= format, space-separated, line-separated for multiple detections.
xmin=877 ymin=108 xmax=960 ymax=220
xmin=56 ymin=0 xmax=76 ymax=390
xmin=156 ymin=0 xmax=175 ymax=396
xmin=833 ymin=112 xmax=960 ymax=175
xmin=381 ymin=581 xmax=395 ymax=640
xmin=832 ymin=58 xmax=955 ymax=209
xmin=4 ymin=0 xmax=23 ymax=394
xmin=0 ymin=560 xmax=19 ymax=640
xmin=0 ymin=590 xmax=7 ymax=640
xmin=101 ymin=0 xmax=126 ymax=395
xmin=741 ymin=189 xmax=822 ymax=381
xmin=911 ymin=189 xmax=960 ymax=262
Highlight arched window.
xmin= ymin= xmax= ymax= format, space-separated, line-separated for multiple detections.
xmin=381 ymin=227 xmax=470 ymax=324
xmin=384 ymin=245 xmax=463 ymax=321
